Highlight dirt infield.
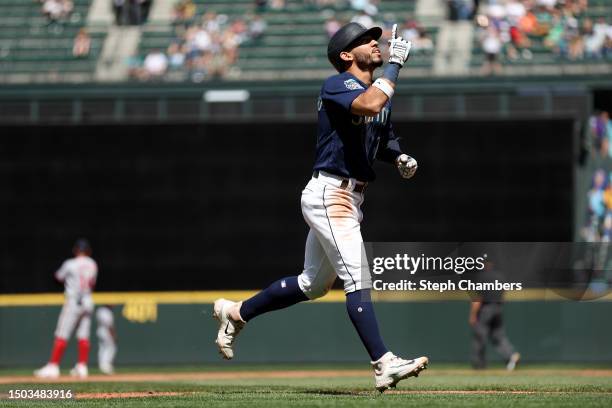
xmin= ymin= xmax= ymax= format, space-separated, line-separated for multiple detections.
xmin=76 ymin=392 xmax=185 ymax=399
xmin=1 ymin=368 xmax=612 ymax=385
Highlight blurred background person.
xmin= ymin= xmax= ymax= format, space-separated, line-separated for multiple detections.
xmin=72 ymin=28 xmax=91 ymax=58
xmin=96 ymin=305 xmax=117 ymax=375
xmin=34 ymin=239 xmax=98 ymax=379
xmin=469 ymin=261 xmax=520 ymax=371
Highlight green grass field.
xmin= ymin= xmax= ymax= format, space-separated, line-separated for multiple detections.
xmin=1 ymin=364 xmax=611 ymax=407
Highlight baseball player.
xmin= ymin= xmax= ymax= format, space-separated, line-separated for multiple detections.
xmin=213 ymin=23 xmax=427 ymax=392
xmin=34 ymin=239 xmax=97 ymax=379
xmin=96 ymin=305 xmax=117 ymax=375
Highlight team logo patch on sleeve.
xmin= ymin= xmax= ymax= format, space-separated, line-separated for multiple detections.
xmin=344 ymin=79 xmax=364 ymax=91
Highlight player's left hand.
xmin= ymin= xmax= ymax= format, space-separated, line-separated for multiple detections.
xmin=388 ymin=24 xmax=412 ymax=67
xmin=396 ymin=154 xmax=417 ymax=179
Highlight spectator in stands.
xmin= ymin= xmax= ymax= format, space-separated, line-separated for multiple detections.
xmin=480 ymin=26 xmax=503 ymax=75
xmin=605 ymin=25 xmax=612 ymax=57
xmin=543 ymin=11 xmax=565 ymax=55
xmin=167 ymin=42 xmax=186 ymax=69
xmin=223 ymin=25 xmax=241 ymax=65
xmin=269 ymin=0 xmax=286 ymax=10
xmin=350 ymin=0 xmax=378 ymax=16
xmin=42 ymin=0 xmax=72 ymax=25
xmin=143 ymin=49 xmax=168 ymax=79
xmin=249 ymin=15 xmax=268 ymax=40
xmin=325 ymin=16 xmax=342 ymax=38
xmin=584 ymin=18 xmax=610 ymax=59
xmin=590 ymin=111 xmax=612 ymax=158
xmin=42 ymin=0 xmax=63 ymax=23
xmin=113 ymin=0 xmax=150 ymax=26
xmin=202 ymin=12 xmax=222 ymax=34
xmin=537 ymin=0 xmax=557 ymax=11
xmin=172 ymin=0 xmax=197 ymax=26
xmin=402 ymin=20 xmax=434 ymax=55
xmin=72 ymin=29 xmax=91 ymax=58
xmin=447 ymin=0 xmax=473 ymax=21
xmin=351 ymin=10 xmax=375 ymax=29
xmin=113 ymin=0 xmax=127 ymax=25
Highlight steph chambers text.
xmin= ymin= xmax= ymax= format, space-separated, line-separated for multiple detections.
xmin=373 ymin=279 xmax=523 ymax=292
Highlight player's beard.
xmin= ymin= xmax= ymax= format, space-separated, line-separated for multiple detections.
xmin=354 ymin=52 xmax=383 ymax=71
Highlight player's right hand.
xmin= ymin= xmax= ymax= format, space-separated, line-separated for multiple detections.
xmin=388 ymin=24 xmax=411 ymax=67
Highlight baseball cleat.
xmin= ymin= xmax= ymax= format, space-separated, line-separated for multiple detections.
xmin=506 ymin=352 xmax=521 ymax=371
xmin=69 ymin=363 xmax=88 ymax=378
xmin=99 ymin=363 xmax=114 ymax=375
xmin=371 ymin=352 xmax=429 ymax=392
xmin=34 ymin=363 xmax=60 ymax=379
xmin=212 ymin=298 xmax=245 ymax=360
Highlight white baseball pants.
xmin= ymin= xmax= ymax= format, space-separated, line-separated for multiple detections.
xmin=298 ymin=171 xmax=372 ymax=299
xmin=54 ymin=296 xmax=94 ymax=340
xmin=97 ymin=326 xmax=116 ymax=371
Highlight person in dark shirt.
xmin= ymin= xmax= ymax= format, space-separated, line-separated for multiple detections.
xmin=469 ymin=261 xmax=521 ymax=370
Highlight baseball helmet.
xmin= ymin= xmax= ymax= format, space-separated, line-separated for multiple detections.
xmin=73 ymin=238 xmax=92 ymax=254
xmin=327 ymin=22 xmax=383 ymax=72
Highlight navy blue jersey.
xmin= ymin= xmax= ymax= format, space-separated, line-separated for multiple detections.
xmin=314 ymin=71 xmax=402 ymax=182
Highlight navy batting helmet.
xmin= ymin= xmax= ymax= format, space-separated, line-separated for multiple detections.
xmin=73 ymin=238 xmax=92 ymax=254
xmin=327 ymin=22 xmax=383 ymax=72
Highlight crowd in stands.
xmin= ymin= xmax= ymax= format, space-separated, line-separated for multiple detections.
xmin=130 ymin=1 xmax=268 ymax=81
xmin=38 ymin=1 xmax=92 ymax=60
xmin=324 ymin=1 xmax=433 ymax=56
xmin=583 ymin=111 xmax=612 ymax=243
xmin=475 ymin=0 xmax=612 ymax=74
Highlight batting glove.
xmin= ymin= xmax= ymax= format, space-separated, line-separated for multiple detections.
xmin=388 ymin=24 xmax=411 ymax=67
xmin=396 ymin=154 xmax=418 ymax=179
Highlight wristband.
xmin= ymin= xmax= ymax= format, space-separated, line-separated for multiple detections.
xmin=373 ymin=78 xmax=394 ymax=99
xmin=382 ymin=63 xmax=400 ymax=84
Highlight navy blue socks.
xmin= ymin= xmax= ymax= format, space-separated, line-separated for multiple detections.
xmin=346 ymin=290 xmax=389 ymax=361
xmin=239 ymin=281 xmax=388 ymax=361
xmin=239 ymin=276 xmax=309 ymax=322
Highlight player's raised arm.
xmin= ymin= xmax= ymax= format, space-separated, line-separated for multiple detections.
xmin=351 ymin=24 xmax=411 ymax=116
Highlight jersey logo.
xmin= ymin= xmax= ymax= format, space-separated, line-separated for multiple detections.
xmin=344 ymin=79 xmax=364 ymax=91
xmin=351 ymin=107 xmax=390 ymax=126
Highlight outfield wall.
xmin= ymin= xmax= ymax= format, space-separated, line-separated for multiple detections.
xmin=0 ymin=120 xmax=573 ymax=294
xmin=1 ymin=296 xmax=610 ymax=366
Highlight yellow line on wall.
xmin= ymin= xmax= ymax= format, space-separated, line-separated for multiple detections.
xmin=0 ymin=289 xmax=610 ymax=306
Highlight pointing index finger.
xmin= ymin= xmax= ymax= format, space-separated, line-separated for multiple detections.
xmin=391 ymin=24 xmax=397 ymax=40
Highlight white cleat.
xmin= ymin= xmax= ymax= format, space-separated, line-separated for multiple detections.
xmin=69 ymin=363 xmax=88 ymax=379
xmin=212 ymin=298 xmax=245 ymax=360
xmin=34 ymin=363 xmax=60 ymax=379
xmin=506 ymin=352 xmax=521 ymax=371
xmin=372 ymin=352 xmax=429 ymax=392
xmin=99 ymin=363 xmax=114 ymax=375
